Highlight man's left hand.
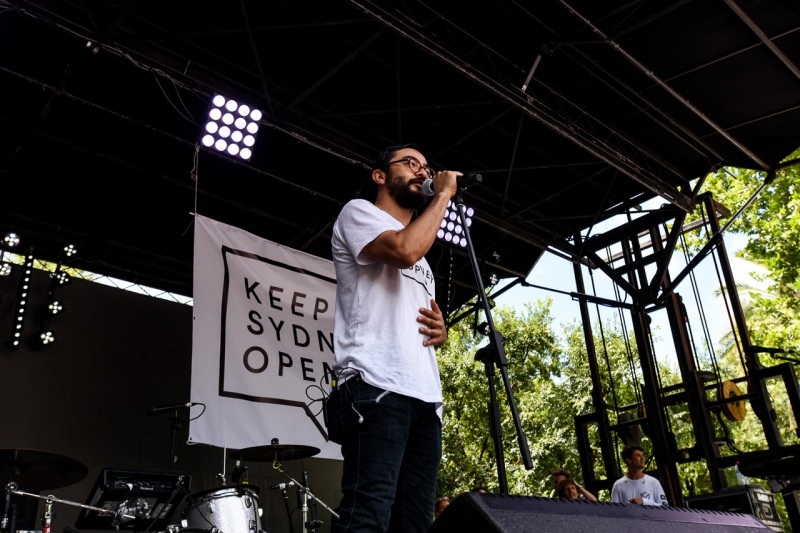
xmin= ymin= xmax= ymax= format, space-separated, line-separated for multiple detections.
xmin=418 ymin=299 xmax=448 ymax=348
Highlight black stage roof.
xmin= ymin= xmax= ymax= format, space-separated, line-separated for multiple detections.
xmin=1 ymin=0 xmax=799 ymax=311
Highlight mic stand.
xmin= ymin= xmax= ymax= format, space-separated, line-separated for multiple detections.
xmin=7 ymin=504 xmax=16 ymax=533
xmin=280 ymin=488 xmax=295 ymax=533
xmin=271 ymin=461 xmax=338 ymax=532
xmin=453 ymin=188 xmax=533 ymax=493
xmin=2 ymin=481 xmax=11 ymax=532
xmin=169 ymin=410 xmax=181 ymax=468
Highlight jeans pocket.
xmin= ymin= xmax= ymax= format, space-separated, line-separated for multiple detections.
xmin=326 ymin=379 xmax=389 ymax=444
xmin=325 ymin=384 xmax=356 ymax=445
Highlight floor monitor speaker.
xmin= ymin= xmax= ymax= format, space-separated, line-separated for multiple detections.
xmin=428 ymin=492 xmax=771 ymax=533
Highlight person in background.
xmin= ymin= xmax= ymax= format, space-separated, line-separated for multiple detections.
xmin=610 ymin=445 xmax=668 ymax=506
xmin=551 ymin=468 xmax=597 ymax=501
xmin=434 ymin=496 xmax=450 ymax=517
xmin=556 ymin=478 xmax=581 ymax=499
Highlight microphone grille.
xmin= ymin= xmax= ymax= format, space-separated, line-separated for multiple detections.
xmin=422 ymin=178 xmax=435 ymax=197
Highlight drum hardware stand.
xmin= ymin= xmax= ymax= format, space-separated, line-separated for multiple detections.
xmin=6 ymin=505 xmax=18 ymax=533
xmin=41 ymin=498 xmax=53 ymax=533
xmin=231 ymin=456 xmax=249 ymax=486
xmin=2 ymin=482 xmax=11 ymax=532
xmin=271 ymin=460 xmax=338 ymax=533
xmin=453 ymin=187 xmax=534 ymax=493
xmin=9 ymin=484 xmax=137 ymax=527
xmin=278 ymin=487 xmax=295 ymax=533
xmin=216 ymin=446 xmax=227 ymax=486
xmin=1 ymin=484 xmax=18 ymax=533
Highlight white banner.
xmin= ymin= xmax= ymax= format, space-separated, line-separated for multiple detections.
xmin=190 ymin=215 xmax=340 ymax=460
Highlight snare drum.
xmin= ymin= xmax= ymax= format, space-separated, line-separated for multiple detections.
xmin=182 ymin=487 xmax=263 ymax=533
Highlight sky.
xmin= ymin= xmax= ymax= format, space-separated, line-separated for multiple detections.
xmin=492 ymin=198 xmax=769 ymax=370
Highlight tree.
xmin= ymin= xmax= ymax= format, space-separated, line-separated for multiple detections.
xmin=437 ymin=301 xmax=562 ymax=497
xmin=437 ymin=301 xmax=651 ymax=498
xmin=697 ymin=148 xmax=800 ymax=351
xmin=436 ymin=296 xmax=796 ymax=529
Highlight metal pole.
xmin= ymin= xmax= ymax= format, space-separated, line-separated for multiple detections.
xmin=650 ymin=227 xmax=726 ymax=490
xmin=557 ymin=0 xmax=770 ymax=172
xmin=703 ymin=196 xmax=782 ymax=448
xmin=662 ymin=292 xmax=726 ymax=490
xmin=629 ymin=307 xmax=683 ymax=505
xmin=454 ymin=189 xmax=533 ymax=493
xmin=572 ymin=235 xmax=619 ymax=484
xmin=620 ymin=239 xmax=682 ymax=505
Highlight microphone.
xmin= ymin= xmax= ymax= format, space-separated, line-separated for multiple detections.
xmin=751 ymin=346 xmax=795 ymax=354
xmin=303 ymin=471 xmax=309 ymax=489
xmin=422 ymin=173 xmax=483 ymax=196
xmin=271 ymin=481 xmax=295 ymax=490
xmin=147 ymin=402 xmax=198 ymax=415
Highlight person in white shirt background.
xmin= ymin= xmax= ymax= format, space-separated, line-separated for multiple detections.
xmin=611 ymin=445 xmax=669 ymax=506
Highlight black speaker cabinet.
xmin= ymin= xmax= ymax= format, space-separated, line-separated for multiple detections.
xmin=428 ymin=492 xmax=772 ymax=533
xmin=687 ymin=484 xmax=783 ymax=532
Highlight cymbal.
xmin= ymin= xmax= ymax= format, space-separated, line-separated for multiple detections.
xmin=0 ymin=449 xmax=89 ymax=491
xmin=228 ymin=444 xmax=321 ymax=462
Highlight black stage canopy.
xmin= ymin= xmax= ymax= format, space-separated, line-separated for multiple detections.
xmin=1 ymin=0 xmax=799 ymax=310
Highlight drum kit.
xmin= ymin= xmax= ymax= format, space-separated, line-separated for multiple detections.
xmin=1 ymin=442 xmax=337 ymax=533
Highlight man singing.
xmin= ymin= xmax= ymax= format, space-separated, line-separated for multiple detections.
xmin=325 ymin=144 xmax=459 ymax=532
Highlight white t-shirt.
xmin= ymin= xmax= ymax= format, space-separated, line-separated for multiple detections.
xmin=331 ymin=199 xmax=442 ymax=407
xmin=611 ymin=474 xmax=668 ymax=506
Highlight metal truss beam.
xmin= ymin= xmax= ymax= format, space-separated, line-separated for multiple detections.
xmin=500 ymin=112 xmax=525 ymax=216
xmin=557 ymin=45 xmax=724 ymax=163
xmin=281 ymin=29 xmax=385 ymax=115
xmin=345 ymin=0 xmax=694 ymax=212
xmin=606 ymin=0 xmax=694 ymax=41
xmin=102 ymin=0 xmax=137 ymax=41
xmin=722 ymin=0 xmax=800 ymax=82
xmin=0 ymin=62 xmax=586 ymax=266
xmin=173 ymin=18 xmax=374 ymax=36
xmin=708 ymin=103 xmax=800 ymax=135
xmin=301 ymin=100 xmax=504 ymax=119
xmin=0 ymin=65 xmax=349 ymax=205
xmin=557 ymin=0 xmax=769 ymax=171
xmin=239 ymin=0 xmax=276 ymax=116
xmin=665 ymin=24 xmax=800 ymax=84
xmin=476 ymin=161 xmax=602 ymax=173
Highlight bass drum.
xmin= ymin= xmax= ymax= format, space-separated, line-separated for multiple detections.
xmin=182 ymin=486 xmax=263 ymax=533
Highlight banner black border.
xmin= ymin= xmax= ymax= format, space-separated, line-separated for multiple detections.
xmin=218 ymin=246 xmax=336 ymax=441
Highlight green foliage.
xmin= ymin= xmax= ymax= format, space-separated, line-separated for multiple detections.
xmin=685 ymin=150 xmax=800 ymax=530
xmin=437 ymin=299 xmax=798 ymax=529
xmin=437 ymin=302 xmax=563 ymax=496
xmin=437 ymin=301 xmax=644 ymax=498
xmin=435 ymin=151 xmax=800 ymax=529
xmin=689 ymin=148 xmax=800 ymax=351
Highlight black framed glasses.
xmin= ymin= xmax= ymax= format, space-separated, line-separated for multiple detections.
xmin=386 ymin=156 xmax=434 ymax=179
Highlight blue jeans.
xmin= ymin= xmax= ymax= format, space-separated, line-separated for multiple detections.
xmin=326 ymin=377 xmax=442 ymax=533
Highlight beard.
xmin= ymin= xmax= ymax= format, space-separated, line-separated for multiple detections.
xmin=386 ymin=172 xmax=428 ymax=210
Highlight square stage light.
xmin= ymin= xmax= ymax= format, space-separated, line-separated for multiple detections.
xmin=4 ymin=233 xmax=20 ymax=248
xmin=200 ymin=94 xmax=262 ymax=160
xmin=437 ymin=200 xmax=474 ymax=248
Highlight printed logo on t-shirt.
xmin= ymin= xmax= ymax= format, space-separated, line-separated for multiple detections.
xmin=642 ymin=491 xmax=651 ymax=500
xmin=402 ymin=262 xmax=434 ymax=296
